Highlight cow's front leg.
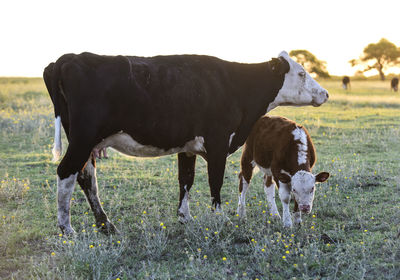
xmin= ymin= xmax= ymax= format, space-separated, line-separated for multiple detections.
xmin=177 ymin=153 xmax=196 ymax=223
xmin=264 ymin=175 xmax=281 ymax=220
xmin=77 ymin=158 xmax=117 ymax=234
xmin=206 ymin=142 xmax=229 ymax=213
xmin=278 ymin=181 xmax=293 ymax=228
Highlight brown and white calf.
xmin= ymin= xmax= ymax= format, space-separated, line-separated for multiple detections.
xmin=237 ymin=116 xmax=329 ymax=227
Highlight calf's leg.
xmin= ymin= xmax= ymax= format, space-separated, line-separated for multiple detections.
xmin=278 ymin=181 xmax=293 ymax=228
xmin=237 ymin=144 xmax=254 ymax=218
xmin=237 ymin=160 xmax=254 ymax=218
xmin=177 ymin=153 xmax=196 ymax=223
xmin=77 ymin=158 xmax=117 ymax=234
xmin=237 ymin=173 xmax=251 ymax=218
xmin=264 ymin=175 xmax=281 ymax=220
xmin=293 ymin=200 xmax=302 ymax=225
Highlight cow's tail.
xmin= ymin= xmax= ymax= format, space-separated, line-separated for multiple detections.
xmin=43 ymin=59 xmax=66 ymax=162
xmin=52 ymin=116 xmax=62 ymax=162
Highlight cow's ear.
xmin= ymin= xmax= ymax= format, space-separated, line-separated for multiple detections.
xmin=277 ymin=173 xmax=291 ymax=184
xmin=270 ymin=57 xmax=290 ymax=75
xmin=315 ymin=172 xmax=330 ymax=183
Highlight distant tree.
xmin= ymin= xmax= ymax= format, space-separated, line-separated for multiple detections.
xmin=350 ymin=38 xmax=400 ymax=80
xmin=289 ymin=50 xmax=330 ymax=78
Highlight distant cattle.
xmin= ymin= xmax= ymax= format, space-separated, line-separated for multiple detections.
xmin=237 ymin=116 xmax=329 ymax=227
xmin=391 ymin=77 xmax=399 ymax=92
xmin=342 ymin=76 xmax=351 ymax=90
xmin=44 ymin=51 xmax=329 ymax=235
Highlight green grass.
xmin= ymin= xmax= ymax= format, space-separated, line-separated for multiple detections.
xmin=0 ymin=77 xmax=399 ymax=279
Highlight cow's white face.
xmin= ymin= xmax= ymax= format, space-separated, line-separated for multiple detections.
xmin=290 ymin=170 xmax=330 ymax=214
xmin=268 ymin=51 xmax=329 ymax=111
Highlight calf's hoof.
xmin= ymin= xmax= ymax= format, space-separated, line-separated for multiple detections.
xmin=293 ymin=213 xmax=302 ymax=225
xmin=178 ymin=211 xmax=193 ymax=224
xmin=282 ymin=217 xmax=293 ymax=228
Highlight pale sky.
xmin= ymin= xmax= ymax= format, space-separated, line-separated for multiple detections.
xmin=1 ymin=0 xmax=400 ymax=77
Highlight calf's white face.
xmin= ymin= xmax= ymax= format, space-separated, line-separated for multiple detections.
xmin=280 ymin=170 xmax=330 ymax=214
xmin=268 ymin=51 xmax=329 ymax=111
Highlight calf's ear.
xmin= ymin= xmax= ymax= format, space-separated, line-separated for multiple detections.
xmin=277 ymin=173 xmax=291 ymax=184
xmin=270 ymin=57 xmax=290 ymax=76
xmin=315 ymin=172 xmax=330 ymax=183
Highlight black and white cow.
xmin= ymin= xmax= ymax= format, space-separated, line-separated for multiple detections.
xmin=342 ymin=76 xmax=350 ymax=90
xmin=43 ymin=51 xmax=329 ymax=234
xmin=391 ymin=77 xmax=399 ymax=92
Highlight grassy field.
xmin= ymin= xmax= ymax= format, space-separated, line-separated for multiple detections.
xmin=0 ymin=78 xmax=399 ymax=279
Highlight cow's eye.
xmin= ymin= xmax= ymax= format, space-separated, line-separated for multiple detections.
xmin=310 ymin=187 xmax=314 ymax=193
xmin=298 ymin=71 xmax=305 ymax=77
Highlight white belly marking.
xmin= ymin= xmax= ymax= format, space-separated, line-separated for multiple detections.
xmin=94 ymin=132 xmax=206 ymax=157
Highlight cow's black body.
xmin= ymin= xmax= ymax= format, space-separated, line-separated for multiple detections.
xmin=44 ymin=52 xmax=289 ymax=233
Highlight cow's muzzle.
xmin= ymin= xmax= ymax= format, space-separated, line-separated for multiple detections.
xmin=299 ymin=204 xmax=311 ymax=214
xmin=312 ymin=90 xmax=329 ymax=107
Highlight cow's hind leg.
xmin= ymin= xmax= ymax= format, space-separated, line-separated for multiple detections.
xmin=77 ymin=158 xmax=117 ymax=234
xmin=57 ymin=144 xmax=91 ymax=235
xmin=57 ymin=172 xmax=78 ymax=235
xmin=177 ymin=153 xmax=196 ymax=223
